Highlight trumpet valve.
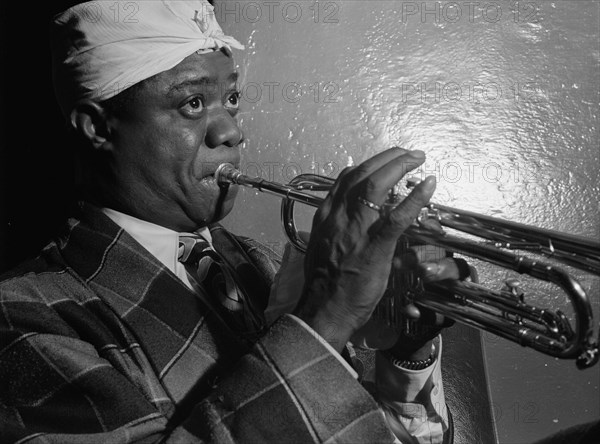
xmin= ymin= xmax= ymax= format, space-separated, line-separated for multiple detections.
xmin=502 ymin=278 xmax=524 ymax=301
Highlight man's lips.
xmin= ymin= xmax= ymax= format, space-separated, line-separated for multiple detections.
xmin=199 ymin=161 xmax=240 ymax=181
xmin=199 ymin=165 xmax=241 ymax=191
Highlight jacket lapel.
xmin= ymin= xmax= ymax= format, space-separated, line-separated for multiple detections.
xmin=59 ymin=204 xmax=248 ymax=406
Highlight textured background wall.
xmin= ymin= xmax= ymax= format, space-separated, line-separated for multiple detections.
xmin=216 ymin=1 xmax=600 ymax=442
xmin=0 ymin=1 xmax=597 ymax=443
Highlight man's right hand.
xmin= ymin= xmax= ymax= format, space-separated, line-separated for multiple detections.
xmin=293 ymin=147 xmax=436 ymax=353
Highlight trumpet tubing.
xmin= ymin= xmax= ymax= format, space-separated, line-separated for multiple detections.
xmin=215 ymin=163 xmax=600 ymax=369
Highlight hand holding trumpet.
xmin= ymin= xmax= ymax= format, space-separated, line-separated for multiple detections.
xmin=292 ymin=147 xmax=465 ymax=355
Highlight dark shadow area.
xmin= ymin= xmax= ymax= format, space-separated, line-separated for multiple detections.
xmin=0 ymin=2 xmax=84 ymax=272
xmin=530 ymin=419 xmax=600 ymax=444
xmin=0 ymin=1 xmax=218 ymax=273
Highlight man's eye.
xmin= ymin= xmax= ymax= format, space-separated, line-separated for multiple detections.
xmin=225 ymin=91 xmax=240 ymax=110
xmin=183 ymin=97 xmax=204 ymax=114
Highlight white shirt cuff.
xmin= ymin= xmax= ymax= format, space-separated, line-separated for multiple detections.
xmin=375 ymin=336 xmax=448 ymax=443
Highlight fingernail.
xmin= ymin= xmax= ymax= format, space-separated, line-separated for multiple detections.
xmin=422 ymin=175 xmax=436 ymax=191
xmin=410 ymin=150 xmax=425 ymax=158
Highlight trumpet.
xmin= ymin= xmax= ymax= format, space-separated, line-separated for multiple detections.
xmin=215 ymin=163 xmax=600 ymax=369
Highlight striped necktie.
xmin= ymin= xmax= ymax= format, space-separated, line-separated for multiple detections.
xmin=178 ymin=233 xmax=264 ymax=339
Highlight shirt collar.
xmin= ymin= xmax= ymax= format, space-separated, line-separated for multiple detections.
xmin=101 ymin=207 xmax=212 ymax=274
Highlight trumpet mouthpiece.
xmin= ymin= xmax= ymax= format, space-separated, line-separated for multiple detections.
xmin=215 ymin=163 xmax=239 ymax=186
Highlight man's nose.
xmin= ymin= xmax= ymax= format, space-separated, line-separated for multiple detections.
xmin=205 ymin=108 xmax=243 ymax=148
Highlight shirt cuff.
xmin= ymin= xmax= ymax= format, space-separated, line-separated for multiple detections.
xmin=287 ymin=314 xmax=359 ymax=380
xmin=375 ymin=336 xmax=448 ymax=442
xmin=376 ymin=336 xmax=442 ymax=403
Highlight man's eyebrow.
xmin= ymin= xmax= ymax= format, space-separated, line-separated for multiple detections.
xmin=166 ymin=72 xmax=239 ymax=97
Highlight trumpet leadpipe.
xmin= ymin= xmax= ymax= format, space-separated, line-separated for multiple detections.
xmin=215 ymin=163 xmax=324 ymax=208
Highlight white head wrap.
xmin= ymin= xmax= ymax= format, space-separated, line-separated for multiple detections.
xmin=51 ymin=0 xmax=244 ymax=118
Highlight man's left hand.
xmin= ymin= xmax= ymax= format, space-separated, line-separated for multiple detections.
xmin=350 ymin=243 xmax=472 ymax=360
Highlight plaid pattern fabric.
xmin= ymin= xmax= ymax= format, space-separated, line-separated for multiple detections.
xmin=0 ymin=204 xmax=394 ymax=444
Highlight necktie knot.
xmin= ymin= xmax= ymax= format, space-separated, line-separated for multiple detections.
xmin=178 ymin=234 xmax=213 ymax=265
xmin=177 ymin=233 xmax=265 ymax=339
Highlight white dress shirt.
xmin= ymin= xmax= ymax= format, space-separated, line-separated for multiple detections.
xmin=102 ymin=207 xmax=448 ymax=443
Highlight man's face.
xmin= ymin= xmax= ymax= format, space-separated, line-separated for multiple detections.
xmin=104 ymin=50 xmax=242 ymax=232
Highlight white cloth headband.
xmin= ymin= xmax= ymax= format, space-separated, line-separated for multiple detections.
xmin=51 ymin=0 xmax=244 ymax=118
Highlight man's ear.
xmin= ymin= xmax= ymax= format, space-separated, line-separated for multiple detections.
xmin=69 ymin=100 xmax=114 ymax=151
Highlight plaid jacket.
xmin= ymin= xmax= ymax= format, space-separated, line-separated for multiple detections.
xmin=0 ymin=205 xmax=395 ymax=444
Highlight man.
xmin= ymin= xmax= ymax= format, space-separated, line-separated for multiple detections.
xmin=0 ymin=1 xmax=468 ymax=442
